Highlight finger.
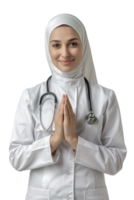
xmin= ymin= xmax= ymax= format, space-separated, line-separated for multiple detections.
xmin=58 ymin=96 xmax=64 ymax=113
xmin=66 ymin=95 xmax=74 ymax=118
xmin=61 ymin=96 xmax=64 ymax=106
xmin=64 ymin=97 xmax=70 ymax=121
xmin=61 ymin=103 xmax=64 ymax=116
xmin=64 ymin=96 xmax=71 ymax=120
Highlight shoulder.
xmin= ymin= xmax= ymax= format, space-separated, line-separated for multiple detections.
xmin=88 ymin=81 xmax=113 ymax=97
xmin=20 ymin=80 xmax=47 ymax=105
xmin=26 ymin=80 xmax=47 ymax=97
xmin=87 ymin=81 xmax=117 ymax=114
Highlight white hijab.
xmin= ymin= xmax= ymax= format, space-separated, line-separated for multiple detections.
xmin=45 ymin=13 xmax=98 ymax=84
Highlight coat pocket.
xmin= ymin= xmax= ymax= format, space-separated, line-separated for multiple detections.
xmin=26 ymin=185 xmax=50 ymax=200
xmin=84 ymin=187 xmax=109 ymax=200
xmin=83 ymin=114 xmax=104 ymax=143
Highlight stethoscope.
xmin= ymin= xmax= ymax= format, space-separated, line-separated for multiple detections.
xmin=39 ymin=75 xmax=97 ymax=131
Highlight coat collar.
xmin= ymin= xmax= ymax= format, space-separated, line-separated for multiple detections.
xmin=51 ymin=71 xmax=85 ymax=88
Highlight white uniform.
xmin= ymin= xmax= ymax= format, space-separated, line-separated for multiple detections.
xmin=9 ymin=73 xmax=127 ymax=200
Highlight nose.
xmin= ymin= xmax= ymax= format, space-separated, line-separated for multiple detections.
xmin=61 ymin=45 xmax=70 ymax=58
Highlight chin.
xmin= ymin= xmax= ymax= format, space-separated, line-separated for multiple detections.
xmin=61 ymin=68 xmax=71 ymax=72
xmin=62 ymin=68 xmax=75 ymax=72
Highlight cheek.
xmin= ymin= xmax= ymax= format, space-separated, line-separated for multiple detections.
xmin=49 ymin=48 xmax=59 ymax=60
xmin=72 ymin=48 xmax=81 ymax=56
xmin=71 ymin=48 xmax=82 ymax=62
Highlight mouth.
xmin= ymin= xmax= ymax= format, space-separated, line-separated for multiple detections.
xmin=59 ymin=59 xmax=74 ymax=65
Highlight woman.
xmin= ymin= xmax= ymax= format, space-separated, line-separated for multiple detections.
xmin=9 ymin=13 xmax=127 ymax=200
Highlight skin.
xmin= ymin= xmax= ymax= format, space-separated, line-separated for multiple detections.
xmin=49 ymin=25 xmax=82 ymax=143
xmin=49 ymin=25 xmax=82 ymax=72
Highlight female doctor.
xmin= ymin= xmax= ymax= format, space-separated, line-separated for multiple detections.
xmin=9 ymin=13 xmax=127 ymax=200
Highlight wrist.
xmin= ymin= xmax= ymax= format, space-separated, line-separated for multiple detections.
xmin=65 ymin=135 xmax=78 ymax=143
xmin=66 ymin=135 xmax=78 ymax=151
xmin=53 ymin=132 xmax=64 ymax=143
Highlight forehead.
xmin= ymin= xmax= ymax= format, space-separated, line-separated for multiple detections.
xmin=49 ymin=25 xmax=80 ymax=40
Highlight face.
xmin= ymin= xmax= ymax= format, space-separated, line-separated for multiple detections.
xmin=49 ymin=25 xmax=82 ymax=72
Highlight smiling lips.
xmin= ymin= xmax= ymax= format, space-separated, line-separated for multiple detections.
xmin=59 ymin=59 xmax=74 ymax=65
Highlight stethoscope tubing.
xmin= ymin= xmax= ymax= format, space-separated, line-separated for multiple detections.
xmin=39 ymin=75 xmax=97 ymax=132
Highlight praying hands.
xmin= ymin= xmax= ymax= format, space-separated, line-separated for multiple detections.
xmin=63 ymin=94 xmax=77 ymax=142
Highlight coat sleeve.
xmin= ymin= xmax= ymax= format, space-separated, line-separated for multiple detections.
xmin=69 ymin=90 xmax=127 ymax=175
xmin=9 ymin=89 xmax=60 ymax=171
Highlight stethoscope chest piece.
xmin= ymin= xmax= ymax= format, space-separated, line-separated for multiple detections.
xmin=85 ymin=111 xmax=97 ymax=124
xmin=39 ymin=75 xmax=98 ymax=131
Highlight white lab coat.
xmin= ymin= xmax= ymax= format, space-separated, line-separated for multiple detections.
xmin=9 ymin=73 xmax=127 ymax=200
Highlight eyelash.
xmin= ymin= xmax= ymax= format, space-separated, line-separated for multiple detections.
xmin=52 ymin=42 xmax=78 ymax=48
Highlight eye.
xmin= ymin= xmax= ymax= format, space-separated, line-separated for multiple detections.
xmin=52 ymin=44 xmax=60 ymax=48
xmin=52 ymin=42 xmax=78 ymax=48
xmin=70 ymin=42 xmax=77 ymax=46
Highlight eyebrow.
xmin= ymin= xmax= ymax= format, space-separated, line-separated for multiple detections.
xmin=50 ymin=38 xmax=79 ymax=43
